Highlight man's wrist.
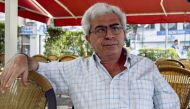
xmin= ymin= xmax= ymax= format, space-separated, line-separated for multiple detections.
xmin=17 ymin=53 xmax=39 ymax=71
xmin=18 ymin=53 xmax=29 ymax=59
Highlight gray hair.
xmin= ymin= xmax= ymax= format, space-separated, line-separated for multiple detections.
xmin=81 ymin=3 xmax=126 ymax=36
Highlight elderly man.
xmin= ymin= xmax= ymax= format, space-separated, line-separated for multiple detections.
xmin=0 ymin=2 xmax=179 ymax=109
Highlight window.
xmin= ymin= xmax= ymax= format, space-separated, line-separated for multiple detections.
xmin=145 ymin=24 xmax=155 ymax=29
xmin=183 ymin=23 xmax=190 ymax=29
xmin=160 ymin=23 xmax=177 ymax=31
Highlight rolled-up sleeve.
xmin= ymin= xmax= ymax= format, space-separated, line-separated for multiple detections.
xmin=37 ymin=61 xmax=69 ymax=95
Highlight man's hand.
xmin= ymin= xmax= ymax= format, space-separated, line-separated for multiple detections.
xmin=0 ymin=54 xmax=29 ymax=93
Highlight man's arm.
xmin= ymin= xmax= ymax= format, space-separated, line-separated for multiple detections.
xmin=152 ymin=65 xmax=180 ymax=109
xmin=0 ymin=54 xmax=38 ymax=93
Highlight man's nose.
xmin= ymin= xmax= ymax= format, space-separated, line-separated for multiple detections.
xmin=105 ymin=29 xmax=114 ymax=39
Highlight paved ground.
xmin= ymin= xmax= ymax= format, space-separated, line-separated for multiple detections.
xmin=46 ymin=106 xmax=72 ymax=109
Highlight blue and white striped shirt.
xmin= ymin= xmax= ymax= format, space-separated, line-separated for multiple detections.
xmin=38 ymin=53 xmax=180 ymax=109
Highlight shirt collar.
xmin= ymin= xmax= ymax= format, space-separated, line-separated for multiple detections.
xmin=92 ymin=47 xmax=131 ymax=69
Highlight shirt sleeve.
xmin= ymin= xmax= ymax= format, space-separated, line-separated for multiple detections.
xmin=37 ymin=61 xmax=69 ymax=95
xmin=152 ymin=64 xmax=180 ymax=109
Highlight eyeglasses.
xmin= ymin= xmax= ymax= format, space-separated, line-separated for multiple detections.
xmin=90 ymin=25 xmax=123 ymax=37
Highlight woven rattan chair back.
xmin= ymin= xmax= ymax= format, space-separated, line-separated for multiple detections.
xmin=180 ymin=60 xmax=190 ymax=71
xmin=0 ymin=71 xmax=57 ymax=109
xmin=158 ymin=66 xmax=190 ymax=109
xmin=47 ymin=55 xmax=58 ymax=61
xmin=155 ymin=59 xmax=185 ymax=68
xmin=32 ymin=54 xmax=49 ymax=63
xmin=59 ymin=55 xmax=76 ymax=62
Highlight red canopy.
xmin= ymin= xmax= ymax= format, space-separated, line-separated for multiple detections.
xmin=1 ymin=0 xmax=190 ymax=26
xmin=0 ymin=1 xmax=49 ymax=24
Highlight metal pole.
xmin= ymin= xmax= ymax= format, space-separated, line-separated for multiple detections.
xmin=165 ymin=23 xmax=168 ymax=48
xmin=5 ymin=0 xmax=18 ymax=62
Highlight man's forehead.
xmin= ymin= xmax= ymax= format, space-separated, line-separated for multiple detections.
xmin=90 ymin=13 xmax=121 ymax=28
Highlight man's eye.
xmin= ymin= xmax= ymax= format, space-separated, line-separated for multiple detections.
xmin=96 ymin=28 xmax=106 ymax=33
xmin=112 ymin=26 xmax=120 ymax=31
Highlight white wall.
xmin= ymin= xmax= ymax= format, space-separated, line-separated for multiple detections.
xmin=30 ymin=35 xmax=39 ymax=56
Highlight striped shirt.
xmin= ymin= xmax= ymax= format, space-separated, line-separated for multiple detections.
xmin=37 ymin=52 xmax=180 ymax=109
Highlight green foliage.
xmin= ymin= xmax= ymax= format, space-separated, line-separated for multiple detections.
xmin=44 ymin=27 xmax=93 ymax=57
xmin=47 ymin=27 xmax=64 ymax=41
xmin=125 ymin=38 xmax=130 ymax=47
xmin=0 ymin=22 xmax=5 ymax=53
xmin=0 ymin=23 xmax=21 ymax=54
xmin=187 ymin=48 xmax=190 ymax=59
xmin=138 ymin=48 xmax=178 ymax=61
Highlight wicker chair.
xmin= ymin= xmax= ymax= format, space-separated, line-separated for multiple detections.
xmin=180 ymin=60 xmax=190 ymax=71
xmin=155 ymin=59 xmax=185 ymax=68
xmin=47 ymin=55 xmax=58 ymax=61
xmin=59 ymin=55 xmax=76 ymax=62
xmin=0 ymin=71 xmax=57 ymax=109
xmin=158 ymin=66 xmax=190 ymax=109
xmin=32 ymin=54 xmax=49 ymax=63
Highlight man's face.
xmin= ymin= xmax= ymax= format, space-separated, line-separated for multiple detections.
xmin=86 ymin=13 xmax=125 ymax=57
xmin=175 ymin=41 xmax=178 ymax=45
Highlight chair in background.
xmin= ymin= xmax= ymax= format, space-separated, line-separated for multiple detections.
xmin=167 ymin=59 xmax=185 ymax=68
xmin=179 ymin=59 xmax=190 ymax=71
xmin=32 ymin=54 xmax=50 ymax=63
xmin=155 ymin=59 xmax=185 ymax=68
xmin=47 ymin=55 xmax=58 ymax=61
xmin=59 ymin=55 xmax=76 ymax=62
xmin=0 ymin=71 xmax=57 ymax=109
xmin=158 ymin=66 xmax=190 ymax=109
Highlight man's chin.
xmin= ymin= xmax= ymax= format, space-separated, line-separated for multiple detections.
xmin=103 ymin=49 xmax=119 ymax=55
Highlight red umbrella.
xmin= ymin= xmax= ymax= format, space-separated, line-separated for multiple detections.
xmin=1 ymin=0 xmax=190 ymax=26
xmin=36 ymin=0 xmax=190 ymax=26
xmin=0 ymin=0 xmax=50 ymax=24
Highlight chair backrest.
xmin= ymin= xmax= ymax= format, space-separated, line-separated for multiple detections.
xmin=0 ymin=71 xmax=57 ymax=109
xmin=167 ymin=59 xmax=185 ymax=68
xmin=59 ymin=55 xmax=76 ymax=62
xmin=32 ymin=54 xmax=49 ymax=63
xmin=180 ymin=60 xmax=190 ymax=71
xmin=155 ymin=59 xmax=185 ymax=68
xmin=47 ymin=55 xmax=58 ymax=61
xmin=158 ymin=66 xmax=190 ymax=109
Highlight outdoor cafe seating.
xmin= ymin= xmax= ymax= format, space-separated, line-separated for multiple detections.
xmin=47 ymin=55 xmax=59 ymax=62
xmin=0 ymin=71 xmax=57 ymax=109
xmin=179 ymin=59 xmax=190 ymax=71
xmin=155 ymin=59 xmax=185 ymax=68
xmin=158 ymin=66 xmax=190 ymax=109
xmin=1 ymin=54 xmax=190 ymax=108
xmin=32 ymin=54 xmax=50 ymax=63
xmin=58 ymin=55 xmax=77 ymax=62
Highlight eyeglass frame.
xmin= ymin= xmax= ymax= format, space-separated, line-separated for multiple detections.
xmin=89 ymin=24 xmax=124 ymax=37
